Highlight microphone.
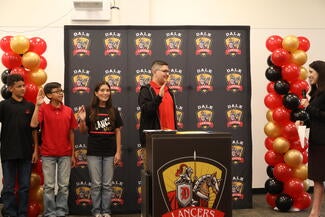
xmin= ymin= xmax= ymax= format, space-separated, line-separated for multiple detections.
xmin=302 ymin=90 xmax=307 ymax=99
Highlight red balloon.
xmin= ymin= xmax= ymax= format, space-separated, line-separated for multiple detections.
xmin=39 ymin=55 xmax=47 ymax=69
xmin=24 ymin=83 xmax=39 ymax=104
xmin=271 ymin=48 xmax=291 ymax=67
xmin=0 ymin=36 xmax=13 ymax=52
xmin=1 ymin=52 xmax=22 ymax=69
xmin=27 ymin=201 xmax=41 ymax=217
xmin=10 ymin=67 xmax=27 ymax=80
xmin=266 ymin=193 xmax=278 ymax=208
xmin=281 ymin=63 xmax=300 ymax=82
xmin=273 ymin=162 xmax=293 ymax=182
xmin=290 ymin=79 xmax=309 ymax=98
xmin=272 ymin=107 xmax=291 ymax=126
xmin=266 ymin=82 xmax=275 ymax=93
xmin=29 ymin=37 xmax=47 ymax=55
xmin=266 ymin=35 xmax=283 ymax=52
xmin=264 ymin=93 xmax=283 ymax=110
xmin=265 ymin=137 xmax=274 ymax=150
xmin=290 ymin=139 xmax=305 ymax=152
xmin=293 ymin=191 xmax=311 ymax=210
xmin=265 ymin=150 xmax=284 ymax=166
xmin=282 ymin=122 xmax=299 ymax=141
xmin=297 ymin=36 xmax=310 ymax=52
xmin=283 ymin=178 xmax=304 ymax=199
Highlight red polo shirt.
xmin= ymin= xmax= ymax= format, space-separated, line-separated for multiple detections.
xmin=38 ymin=102 xmax=78 ymax=156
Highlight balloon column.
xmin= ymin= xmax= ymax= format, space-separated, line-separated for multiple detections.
xmin=0 ymin=35 xmax=47 ymax=217
xmin=264 ymin=35 xmax=311 ymax=212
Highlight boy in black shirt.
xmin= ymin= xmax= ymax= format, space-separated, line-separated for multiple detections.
xmin=0 ymin=74 xmax=38 ymax=217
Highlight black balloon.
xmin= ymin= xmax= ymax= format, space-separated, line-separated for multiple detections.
xmin=265 ymin=66 xmax=282 ymax=82
xmin=266 ymin=165 xmax=274 ymax=178
xmin=1 ymin=69 xmax=10 ymax=84
xmin=265 ymin=178 xmax=283 ymax=194
xmin=290 ymin=109 xmax=310 ymax=122
xmin=1 ymin=85 xmax=12 ymax=99
xmin=267 ymin=55 xmax=276 ymax=67
xmin=276 ymin=193 xmax=293 ymax=212
xmin=283 ymin=93 xmax=300 ymax=110
xmin=274 ymin=80 xmax=290 ymax=95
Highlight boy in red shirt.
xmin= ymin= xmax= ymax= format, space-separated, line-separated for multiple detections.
xmin=31 ymin=82 xmax=77 ymax=217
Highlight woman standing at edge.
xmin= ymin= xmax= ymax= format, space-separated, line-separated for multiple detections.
xmin=78 ymin=81 xmax=123 ymax=217
xmin=301 ymin=60 xmax=325 ymax=217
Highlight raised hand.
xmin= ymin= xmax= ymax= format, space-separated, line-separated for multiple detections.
xmin=36 ymin=88 xmax=45 ymax=106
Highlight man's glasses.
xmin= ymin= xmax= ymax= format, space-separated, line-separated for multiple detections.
xmin=51 ymin=89 xmax=64 ymax=94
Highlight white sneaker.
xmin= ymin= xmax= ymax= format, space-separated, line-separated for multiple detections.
xmin=95 ymin=214 xmax=102 ymax=217
xmin=102 ymin=214 xmax=111 ymax=217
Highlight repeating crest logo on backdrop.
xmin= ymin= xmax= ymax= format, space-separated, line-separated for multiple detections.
xmin=196 ymin=104 xmax=214 ymax=129
xmin=224 ymin=32 xmax=242 ymax=56
xmin=135 ymin=32 xmax=152 ymax=56
xmin=104 ymin=32 xmax=122 ymax=56
xmin=104 ymin=68 xmax=122 ymax=93
xmin=165 ymin=32 xmax=183 ymax=56
xmin=72 ymin=69 xmax=91 ymax=94
xmin=72 ymin=32 xmax=91 ymax=56
xmin=75 ymin=181 xmax=92 ymax=206
xmin=196 ymin=68 xmax=214 ymax=93
xmin=226 ymin=104 xmax=243 ymax=128
xmin=225 ymin=68 xmax=243 ymax=92
xmin=195 ymin=32 xmax=213 ymax=56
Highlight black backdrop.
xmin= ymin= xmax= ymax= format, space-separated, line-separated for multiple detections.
xmin=64 ymin=25 xmax=252 ymax=214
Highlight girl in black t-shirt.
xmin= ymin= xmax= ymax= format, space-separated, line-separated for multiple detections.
xmin=78 ymin=81 xmax=123 ymax=217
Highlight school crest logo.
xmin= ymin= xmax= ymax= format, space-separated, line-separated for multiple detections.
xmin=196 ymin=105 xmax=214 ymax=129
xmin=196 ymin=68 xmax=214 ymax=92
xmin=72 ymin=69 xmax=91 ymax=94
xmin=111 ymin=181 xmax=125 ymax=206
xmin=104 ymin=32 xmax=122 ymax=56
xmin=136 ymin=106 xmax=141 ymax=130
xmin=137 ymin=181 xmax=142 ymax=204
xmin=72 ymin=32 xmax=91 ymax=56
xmin=165 ymin=32 xmax=183 ymax=56
xmin=226 ymin=104 xmax=244 ymax=128
xmin=225 ymin=68 xmax=243 ymax=92
xmin=195 ymin=32 xmax=213 ymax=56
xmin=74 ymin=143 xmax=88 ymax=167
xmin=232 ymin=176 xmax=244 ymax=200
xmin=168 ymin=68 xmax=183 ymax=93
xmin=135 ymin=32 xmax=152 ymax=56
xmin=225 ymin=32 xmax=242 ymax=56
xmin=231 ymin=140 xmax=245 ymax=164
xmin=75 ymin=181 xmax=91 ymax=206
xmin=104 ymin=68 xmax=122 ymax=94
xmin=136 ymin=144 xmax=145 ymax=167
xmin=157 ymin=151 xmax=227 ymax=217
xmin=135 ymin=68 xmax=151 ymax=92
xmin=176 ymin=105 xmax=184 ymax=129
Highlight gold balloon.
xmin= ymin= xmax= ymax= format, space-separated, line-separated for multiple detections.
xmin=22 ymin=51 xmax=41 ymax=70
xmin=282 ymin=35 xmax=299 ymax=52
xmin=30 ymin=173 xmax=41 ymax=189
xmin=28 ymin=69 xmax=47 ymax=86
xmin=266 ymin=110 xmax=273 ymax=122
xmin=264 ymin=122 xmax=281 ymax=138
xmin=10 ymin=35 xmax=30 ymax=54
xmin=293 ymin=164 xmax=308 ymax=180
xmin=291 ymin=50 xmax=307 ymax=66
xmin=284 ymin=149 xmax=303 ymax=168
xmin=299 ymin=66 xmax=308 ymax=80
xmin=273 ymin=137 xmax=290 ymax=154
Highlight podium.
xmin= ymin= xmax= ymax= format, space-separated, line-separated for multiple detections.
xmin=142 ymin=131 xmax=232 ymax=217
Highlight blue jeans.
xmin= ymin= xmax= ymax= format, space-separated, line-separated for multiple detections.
xmin=1 ymin=159 xmax=32 ymax=217
xmin=42 ymin=156 xmax=71 ymax=217
xmin=87 ymin=156 xmax=114 ymax=215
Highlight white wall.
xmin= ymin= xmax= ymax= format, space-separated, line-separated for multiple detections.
xmin=1 ymin=0 xmax=325 ymax=189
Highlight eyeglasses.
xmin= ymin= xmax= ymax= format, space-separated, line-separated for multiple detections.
xmin=51 ymin=89 xmax=64 ymax=94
